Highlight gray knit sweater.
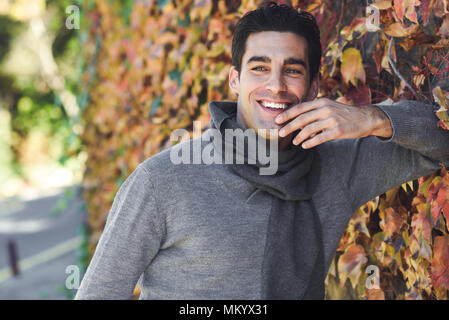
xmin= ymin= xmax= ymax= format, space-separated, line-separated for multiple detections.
xmin=75 ymin=100 xmax=449 ymax=299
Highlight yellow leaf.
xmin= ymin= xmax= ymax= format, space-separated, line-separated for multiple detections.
xmin=402 ymin=180 xmax=415 ymax=192
xmin=401 ymin=182 xmax=408 ymax=192
xmin=341 ymin=48 xmax=366 ymax=86
xmin=433 ymin=87 xmax=449 ymax=110
xmin=373 ymin=0 xmax=393 ymax=9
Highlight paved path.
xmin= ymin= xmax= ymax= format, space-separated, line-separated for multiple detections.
xmin=0 ymin=186 xmax=86 ymax=299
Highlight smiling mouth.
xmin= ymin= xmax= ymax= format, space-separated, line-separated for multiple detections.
xmin=257 ymin=100 xmax=293 ymax=113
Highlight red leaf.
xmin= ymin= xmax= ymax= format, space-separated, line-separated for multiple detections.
xmin=394 ymin=0 xmax=405 ymax=22
xmin=412 ymin=210 xmax=432 ymax=242
xmin=345 ymin=86 xmax=372 ymax=105
xmin=405 ymin=0 xmax=419 ymax=24
xmin=429 ymin=186 xmax=449 ymax=224
xmin=420 ymin=0 xmax=433 ymax=25
xmin=442 ymin=200 xmax=449 ymax=223
xmin=428 ymin=177 xmax=443 ymax=201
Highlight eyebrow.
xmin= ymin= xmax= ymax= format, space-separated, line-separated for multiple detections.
xmin=246 ymin=56 xmax=307 ymax=69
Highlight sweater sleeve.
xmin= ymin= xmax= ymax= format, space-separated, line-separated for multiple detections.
xmin=330 ymin=100 xmax=449 ymax=213
xmin=75 ymin=165 xmax=165 ymax=300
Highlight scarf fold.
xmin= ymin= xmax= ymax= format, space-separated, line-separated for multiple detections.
xmin=208 ymin=101 xmax=325 ymax=299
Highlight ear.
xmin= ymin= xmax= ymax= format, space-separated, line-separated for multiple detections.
xmin=228 ymin=66 xmax=240 ymax=95
xmin=305 ymin=75 xmax=319 ymax=101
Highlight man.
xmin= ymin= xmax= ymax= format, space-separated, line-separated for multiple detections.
xmin=76 ymin=3 xmax=449 ymax=299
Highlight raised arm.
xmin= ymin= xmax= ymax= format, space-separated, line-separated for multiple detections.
xmin=275 ymin=98 xmax=449 ymax=211
xmin=330 ymin=99 xmax=449 ymax=211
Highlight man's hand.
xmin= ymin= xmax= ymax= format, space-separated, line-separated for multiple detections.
xmin=275 ymin=98 xmax=394 ymax=149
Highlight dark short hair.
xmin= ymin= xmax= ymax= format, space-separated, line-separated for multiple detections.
xmin=231 ymin=2 xmax=322 ymax=82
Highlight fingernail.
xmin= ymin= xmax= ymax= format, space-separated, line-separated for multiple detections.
xmin=279 ymin=129 xmax=285 ymax=137
xmin=275 ymin=115 xmax=282 ymax=123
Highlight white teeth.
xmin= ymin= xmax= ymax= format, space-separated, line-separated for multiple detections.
xmin=260 ymin=101 xmax=287 ymax=109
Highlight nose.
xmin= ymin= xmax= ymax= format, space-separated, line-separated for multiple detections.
xmin=266 ymin=69 xmax=287 ymax=94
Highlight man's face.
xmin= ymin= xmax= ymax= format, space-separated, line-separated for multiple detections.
xmin=229 ymin=31 xmax=318 ymax=136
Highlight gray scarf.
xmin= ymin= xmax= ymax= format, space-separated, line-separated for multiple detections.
xmin=208 ymin=101 xmax=325 ymax=299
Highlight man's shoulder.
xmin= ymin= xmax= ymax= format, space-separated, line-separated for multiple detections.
xmin=138 ymin=136 xmax=214 ymax=179
xmin=140 ymin=138 xmax=191 ymax=169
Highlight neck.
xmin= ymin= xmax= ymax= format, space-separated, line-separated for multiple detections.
xmin=278 ymin=134 xmax=294 ymax=151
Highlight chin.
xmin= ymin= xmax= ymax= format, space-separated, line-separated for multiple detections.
xmin=260 ymin=131 xmax=280 ymax=141
xmin=253 ymin=122 xmax=280 ymax=140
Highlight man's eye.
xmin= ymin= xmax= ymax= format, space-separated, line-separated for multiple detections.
xmin=286 ymin=69 xmax=302 ymax=74
xmin=252 ymin=66 xmax=267 ymax=72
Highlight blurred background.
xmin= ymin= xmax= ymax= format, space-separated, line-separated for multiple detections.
xmin=0 ymin=0 xmax=448 ymax=300
xmin=0 ymin=0 xmax=86 ymax=299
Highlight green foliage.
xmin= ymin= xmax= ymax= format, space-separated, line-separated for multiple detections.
xmin=0 ymin=16 xmax=23 ymax=62
xmin=0 ymin=1 xmax=82 ymax=183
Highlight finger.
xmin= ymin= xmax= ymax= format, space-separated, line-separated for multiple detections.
xmin=275 ymin=98 xmax=326 ymax=124
xmin=300 ymin=129 xmax=336 ymax=149
xmin=292 ymin=118 xmax=333 ymax=146
xmin=279 ymin=108 xmax=323 ymax=137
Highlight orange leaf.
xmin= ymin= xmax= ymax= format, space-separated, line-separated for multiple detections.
xmin=373 ymin=42 xmax=383 ymax=74
xmin=341 ymin=48 xmax=366 ymax=86
xmin=365 ymin=288 xmax=386 ymax=300
xmin=399 ymin=28 xmax=435 ymax=51
xmin=385 ymin=22 xmax=419 ymax=37
xmin=428 ymin=176 xmax=443 ymax=201
xmin=382 ymin=207 xmax=404 ymax=237
xmin=338 ymin=244 xmax=367 ymax=288
xmin=431 ymin=236 xmax=449 ymax=289
xmin=373 ymin=0 xmax=393 ymax=9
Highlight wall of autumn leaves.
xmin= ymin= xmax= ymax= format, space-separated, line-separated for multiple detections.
xmin=77 ymin=0 xmax=449 ymax=299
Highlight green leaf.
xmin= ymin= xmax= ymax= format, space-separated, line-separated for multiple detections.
xmin=149 ymin=96 xmax=162 ymax=118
